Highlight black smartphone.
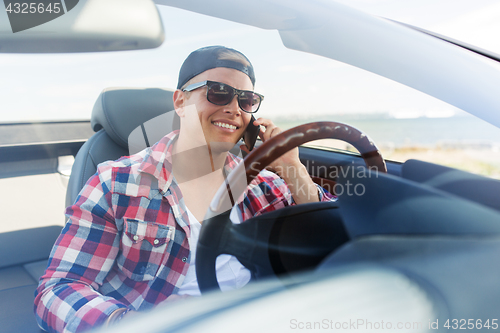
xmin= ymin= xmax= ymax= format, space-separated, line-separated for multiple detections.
xmin=243 ymin=115 xmax=260 ymax=151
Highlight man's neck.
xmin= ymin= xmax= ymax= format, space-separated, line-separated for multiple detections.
xmin=172 ymin=133 xmax=229 ymax=184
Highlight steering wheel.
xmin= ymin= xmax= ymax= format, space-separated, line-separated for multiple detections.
xmin=195 ymin=121 xmax=386 ymax=293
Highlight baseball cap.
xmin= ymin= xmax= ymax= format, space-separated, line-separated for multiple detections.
xmin=177 ymin=46 xmax=255 ymax=89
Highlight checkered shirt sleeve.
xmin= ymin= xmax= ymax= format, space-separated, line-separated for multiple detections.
xmin=34 ymin=164 xmax=128 ymax=333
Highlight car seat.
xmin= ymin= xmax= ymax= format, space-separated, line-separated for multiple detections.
xmin=65 ymin=87 xmax=177 ymax=208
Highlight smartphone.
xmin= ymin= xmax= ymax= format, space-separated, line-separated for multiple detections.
xmin=243 ymin=115 xmax=260 ymax=151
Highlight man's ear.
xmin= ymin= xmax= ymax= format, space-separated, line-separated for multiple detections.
xmin=173 ymin=89 xmax=186 ymax=117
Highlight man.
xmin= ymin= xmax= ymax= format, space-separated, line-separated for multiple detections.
xmin=35 ymin=46 xmax=335 ymax=333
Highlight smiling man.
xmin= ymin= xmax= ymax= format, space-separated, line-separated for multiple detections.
xmin=34 ymin=46 xmax=335 ymax=333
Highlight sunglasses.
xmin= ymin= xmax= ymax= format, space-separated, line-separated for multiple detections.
xmin=182 ymin=80 xmax=264 ymax=113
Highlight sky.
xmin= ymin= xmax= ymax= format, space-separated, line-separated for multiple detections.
xmin=1 ymin=0 xmax=500 ymax=122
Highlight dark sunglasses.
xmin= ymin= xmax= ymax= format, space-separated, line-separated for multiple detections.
xmin=182 ymin=80 xmax=264 ymax=113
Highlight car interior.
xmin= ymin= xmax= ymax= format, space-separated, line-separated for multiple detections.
xmin=0 ymin=85 xmax=384 ymax=332
xmin=2 ymin=85 xmax=500 ymax=332
xmin=3 ymin=0 xmax=500 ymax=332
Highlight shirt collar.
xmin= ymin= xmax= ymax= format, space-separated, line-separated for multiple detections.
xmin=138 ymin=131 xmax=243 ymax=193
xmin=138 ymin=131 xmax=178 ymax=193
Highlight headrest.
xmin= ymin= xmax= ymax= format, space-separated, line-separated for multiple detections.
xmin=91 ymin=87 xmax=178 ymax=150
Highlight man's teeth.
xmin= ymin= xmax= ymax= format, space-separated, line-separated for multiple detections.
xmin=214 ymin=122 xmax=237 ymax=130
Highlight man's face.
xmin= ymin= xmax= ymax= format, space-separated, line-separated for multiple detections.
xmin=180 ymin=67 xmax=254 ymax=147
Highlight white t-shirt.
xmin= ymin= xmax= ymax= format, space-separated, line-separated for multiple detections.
xmin=177 ymin=207 xmax=251 ymax=296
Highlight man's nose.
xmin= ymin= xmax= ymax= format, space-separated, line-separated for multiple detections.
xmin=223 ymin=95 xmax=241 ymax=115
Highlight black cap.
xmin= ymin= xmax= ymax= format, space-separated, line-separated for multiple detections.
xmin=177 ymin=46 xmax=255 ymax=89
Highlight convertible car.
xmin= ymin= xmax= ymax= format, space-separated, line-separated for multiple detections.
xmin=1 ymin=0 xmax=500 ymax=332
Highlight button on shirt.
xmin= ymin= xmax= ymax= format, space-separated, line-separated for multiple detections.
xmin=34 ymin=131 xmax=335 ymax=333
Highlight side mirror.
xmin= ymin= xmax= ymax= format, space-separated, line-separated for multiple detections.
xmin=0 ymin=0 xmax=164 ymax=53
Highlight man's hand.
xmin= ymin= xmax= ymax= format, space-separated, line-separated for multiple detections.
xmin=240 ymin=117 xmax=319 ymax=204
xmin=240 ymin=118 xmax=300 ymax=172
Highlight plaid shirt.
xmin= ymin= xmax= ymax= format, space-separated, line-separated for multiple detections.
xmin=34 ymin=131 xmax=334 ymax=333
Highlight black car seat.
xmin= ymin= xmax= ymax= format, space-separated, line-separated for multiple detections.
xmin=65 ymin=87 xmax=176 ymax=208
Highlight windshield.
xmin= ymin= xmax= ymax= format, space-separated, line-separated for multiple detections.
xmin=1 ymin=2 xmax=500 ymax=178
xmin=335 ymin=0 xmax=500 ymax=56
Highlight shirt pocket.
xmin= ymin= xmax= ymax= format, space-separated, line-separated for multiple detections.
xmin=117 ymin=218 xmax=174 ymax=281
